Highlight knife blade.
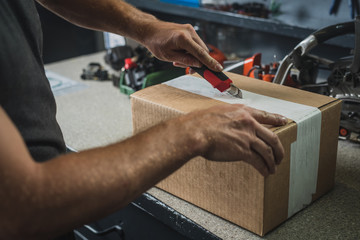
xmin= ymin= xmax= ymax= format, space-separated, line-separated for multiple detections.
xmin=192 ymin=66 xmax=243 ymax=98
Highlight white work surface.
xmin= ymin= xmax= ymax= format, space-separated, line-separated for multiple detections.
xmin=47 ymin=51 xmax=360 ymax=240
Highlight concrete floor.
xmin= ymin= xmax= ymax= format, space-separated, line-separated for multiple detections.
xmin=48 ymin=52 xmax=360 ymax=239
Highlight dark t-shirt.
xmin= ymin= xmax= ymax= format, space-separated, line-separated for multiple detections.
xmin=0 ymin=1 xmax=73 ymax=239
xmin=0 ymin=0 xmax=66 ymax=162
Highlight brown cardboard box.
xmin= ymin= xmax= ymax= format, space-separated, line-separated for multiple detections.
xmin=130 ymin=72 xmax=341 ymax=236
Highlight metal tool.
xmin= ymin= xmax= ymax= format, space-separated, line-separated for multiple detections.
xmin=273 ymin=18 xmax=360 ymax=142
xmin=192 ymin=65 xmax=243 ymax=98
xmin=273 ymin=20 xmax=355 ymax=85
xmin=81 ymin=62 xmax=110 ymax=81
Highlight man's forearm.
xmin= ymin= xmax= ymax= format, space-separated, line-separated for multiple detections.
xmin=35 ymin=122 xmax=200 ymax=238
xmin=36 ymin=0 xmax=157 ymax=43
xmin=0 ymin=108 xmax=204 ymax=239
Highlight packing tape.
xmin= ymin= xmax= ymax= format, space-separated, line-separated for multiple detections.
xmin=163 ymin=75 xmax=321 ymax=218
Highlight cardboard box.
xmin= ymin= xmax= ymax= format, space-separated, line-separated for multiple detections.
xmin=130 ymin=72 xmax=341 ymax=236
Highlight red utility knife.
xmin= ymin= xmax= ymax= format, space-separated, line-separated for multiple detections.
xmin=192 ymin=66 xmax=243 ymax=98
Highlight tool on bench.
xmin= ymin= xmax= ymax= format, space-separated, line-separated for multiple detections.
xmin=223 ymin=53 xmax=294 ymax=85
xmin=81 ymin=62 xmax=110 ymax=81
xmin=192 ymin=65 xmax=243 ymax=98
xmin=273 ymin=18 xmax=360 ymax=142
xmin=114 ymin=46 xmax=185 ymax=95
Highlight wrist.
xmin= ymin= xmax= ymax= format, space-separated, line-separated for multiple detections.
xmin=173 ymin=114 xmax=210 ymax=159
xmin=131 ymin=18 xmax=159 ymax=46
xmin=109 ymin=1 xmax=158 ymax=44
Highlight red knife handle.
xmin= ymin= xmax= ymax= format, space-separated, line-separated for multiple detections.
xmin=192 ymin=66 xmax=232 ymax=92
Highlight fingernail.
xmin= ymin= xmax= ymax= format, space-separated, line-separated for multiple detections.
xmin=281 ymin=116 xmax=287 ymax=124
xmin=216 ymin=63 xmax=223 ymax=72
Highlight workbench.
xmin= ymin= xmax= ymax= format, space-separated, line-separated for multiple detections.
xmin=47 ymin=51 xmax=360 ymax=239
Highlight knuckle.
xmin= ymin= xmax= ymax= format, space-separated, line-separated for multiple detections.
xmin=261 ymin=110 xmax=269 ymax=119
xmin=266 ymin=145 xmax=273 ymax=156
xmin=184 ymin=24 xmax=193 ymax=31
xmin=269 ymin=132 xmax=280 ymax=145
xmin=196 ymin=47 xmax=208 ymax=57
xmin=234 ymin=103 xmax=245 ymax=109
xmin=243 ymin=106 xmax=257 ymax=117
xmin=177 ymin=32 xmax=188 ymax=41
xmin=248 ymin=136 xmax=258 ymax=148
xmin=243 ymin=117 xmax=256 ymax=128
xmin=275 ymin=114 xmax=282 ymax=123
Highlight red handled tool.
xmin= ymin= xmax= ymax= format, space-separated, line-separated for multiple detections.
xmin=192 ymin=66 xmax=243 ymax=98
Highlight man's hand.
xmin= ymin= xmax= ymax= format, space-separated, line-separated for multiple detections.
xmin=37 ymin=0 xmax=222 ymax=72
xmin=177 ymin=104 xmax=287 ymax=176
xmin=140 ymin=21 xmax=223 ymax=72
